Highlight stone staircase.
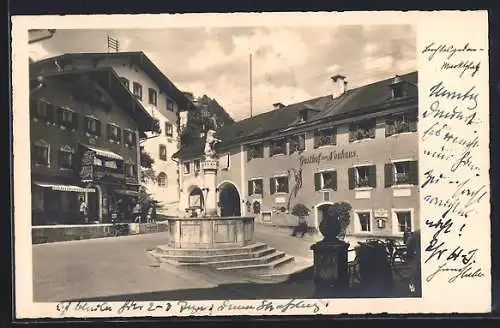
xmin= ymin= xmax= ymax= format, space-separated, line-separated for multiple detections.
xmin=147 ymin=242 xmax=311 ymax=281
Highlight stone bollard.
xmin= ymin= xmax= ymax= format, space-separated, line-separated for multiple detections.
xmin=310 ymin=239 xmax=350 ymax=298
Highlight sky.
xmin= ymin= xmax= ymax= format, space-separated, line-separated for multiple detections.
xmin=29 ymin=26 xmax=416 ymax=121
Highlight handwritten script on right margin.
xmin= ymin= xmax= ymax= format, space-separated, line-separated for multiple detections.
xmin=420 ymin=42 xmax=488 ymax=284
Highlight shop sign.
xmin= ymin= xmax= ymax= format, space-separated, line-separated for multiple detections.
xmin=299 ymin=149 xmax=357 ymax=166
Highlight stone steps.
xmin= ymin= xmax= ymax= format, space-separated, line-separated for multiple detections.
xmin=153 ymin=242 xmax=267 ymax=257
xmin=195 ymin=250 xmax=287 ymax=269
xmin=217 ymin=254 xmax=295 ymax=273
xmin=152 ymin=247 xmax=277 ymax=264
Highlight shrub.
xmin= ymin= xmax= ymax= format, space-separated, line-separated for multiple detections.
xmin=291 ymin=203 xmax=310 ymax=218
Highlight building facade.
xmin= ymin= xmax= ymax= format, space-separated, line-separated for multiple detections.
xmin=174 ymin=72 xmax=419 ymax=243
xmin=30 ymin=52 xmax=194 ymax=216
xmin=30 ymin=67 xmax=156 ymax=225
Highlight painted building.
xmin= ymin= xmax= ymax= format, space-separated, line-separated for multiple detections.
xmin=29 ymin=67 xmax=156 ymax=225
xmin=173 ymin=72 xmax=419 ymax=243
xmin=30 ymin=52 xmax=195 ymax=216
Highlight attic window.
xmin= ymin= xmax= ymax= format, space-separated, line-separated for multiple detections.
xmin=298 ymin=109 xmax=308 ymax=122
xmin=390 ymin=75 xmax=407 ymax=99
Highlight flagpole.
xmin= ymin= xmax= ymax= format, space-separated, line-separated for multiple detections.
xmin=249 ymin=53 xmax=253 ymax=118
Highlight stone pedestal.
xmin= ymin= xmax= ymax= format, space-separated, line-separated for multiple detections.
xmin=202 ymin=159 xmax=218 ymax=216
xmin=310 ymin=240 xmax=350 ymax=297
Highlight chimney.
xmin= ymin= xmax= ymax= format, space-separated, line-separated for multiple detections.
xmin=273 ymin=102 xmax=286 ymax=110
xmin=331 ymin=74 xmax=347 ymax=99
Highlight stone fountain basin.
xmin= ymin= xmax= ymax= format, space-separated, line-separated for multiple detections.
xmin=165 ymin=216 xmax=255 ymax=249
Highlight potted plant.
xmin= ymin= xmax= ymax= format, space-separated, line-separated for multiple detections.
xmin=319 ymin=202 xmax=352 ymax=242
xmin=291 ymin=203 xmax=310 ymax=233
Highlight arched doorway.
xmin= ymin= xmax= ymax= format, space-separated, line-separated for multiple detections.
xmin=218 ymin=182 xmax=241 ymax=217
xmin=315 ymin=202 xmax=335 ymax=234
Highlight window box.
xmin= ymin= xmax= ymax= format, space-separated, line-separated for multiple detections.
xmin=349 ymin=119 xmax=376 ymax=142
xmin=313 ymin=128 xmax=336 ymax=148
xmin=289 ymin=134 xmax=306 ymax=154
xmin=385 ymin=113 xmax=418 ymax=137
xmin=269 ymin=139 xmax=287 ymax=156
xmin=247 ymin=143 xmax=264 ymax=161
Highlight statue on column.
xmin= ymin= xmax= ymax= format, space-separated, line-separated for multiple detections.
xmin=204 ymin=129 xmax=221 ymax=159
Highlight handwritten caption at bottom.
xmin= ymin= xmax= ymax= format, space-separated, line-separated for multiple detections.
xmin=56 ymin=299 xmax=328 ymax=317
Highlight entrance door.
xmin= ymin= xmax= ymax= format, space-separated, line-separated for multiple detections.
xmin=87 ymin=192 xmax=99 ymax=222
xmin=219 ymin=183 xmax=241 ymax=217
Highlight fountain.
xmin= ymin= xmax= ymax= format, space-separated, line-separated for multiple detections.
xmin=149 ymin=131 xmax=297 ymax=276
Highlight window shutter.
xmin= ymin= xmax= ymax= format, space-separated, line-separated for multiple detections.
xmin=368 ymin=165 xmax=377 ymax=188
xmin=248 ymin=180 xmax=253 ymax=196
xmin=95 ymin=120 xmax=101 ymax=136
xmin=284 ymin=177 xmax=289 ymax=193
xmin=332 ymin=171 xmax=338 ymax=191
xmin=57 ymin=108 xmax=63 ymax=125
xmin=348 ymin=126 xmax=355 ymax=142
xmin=106 ymin=124 xmax=112 ymax=140
xmin=72 ymin=112 xmax=79 ymax=130
xmin=117 ymin=127 xmax=122 ymax=143
xmin=314 ymin=172 xmax=321 ymax=191
xmin=409 ymin=114 xmax=418 ymax=132
xmin=270 ymin=178 xmax=276 ymax=195
xmin=385 ymin=119 xmax=395 ymax=137
xmin=385 ymin=163 xmax=394 ymax=187
xmin=409 ymin=160 xmax=419 ymax=185
xmin=47 ymin=104 xmax=55 ymax=123
xmin=348 ymin=168 xmax=355 ymax=190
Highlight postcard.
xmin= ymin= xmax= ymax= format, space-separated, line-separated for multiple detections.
xmin=11 ymin=11 xmax=491 ymax=318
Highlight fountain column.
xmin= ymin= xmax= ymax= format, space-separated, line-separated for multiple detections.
xmin=202 ymin=158 xmax=218 ymax=216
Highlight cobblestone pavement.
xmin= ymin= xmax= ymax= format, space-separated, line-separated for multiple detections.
xmin=33 ymin=226 xmax=414 ymax=302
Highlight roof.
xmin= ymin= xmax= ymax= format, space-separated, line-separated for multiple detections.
xmin=31 ymin=67 xmax=156 ymax=135
xmin=31 ymin=51 xmax=195 ymax=110
xmin=172 ymin=71 xmax=418 ymax=160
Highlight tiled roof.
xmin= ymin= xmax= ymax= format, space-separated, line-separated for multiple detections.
xmin=30 ymin=51 xmax=195 ymax=110
xmin=173 ymin=71 xmax=417 ymax=160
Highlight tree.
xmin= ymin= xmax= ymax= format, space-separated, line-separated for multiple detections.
xmin=291 ymin=203 xmax=310 ymax=219
xmin=319 ymin=202 xmax=352 ymax=242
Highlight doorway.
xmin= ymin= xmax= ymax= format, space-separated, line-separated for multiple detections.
xmin=218 ymin=182 xmax=241 ymax=217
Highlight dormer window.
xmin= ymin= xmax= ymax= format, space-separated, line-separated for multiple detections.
xmin=390 ymin=75 xmax=407 ymax=99
xmin=298 ymin=109 xmax=308 ymax=122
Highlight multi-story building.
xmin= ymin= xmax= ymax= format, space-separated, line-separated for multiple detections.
xmin=173 ymin=72 xmax=419 ymax=244
xmin=29 ymin=67 xmax=156 ymax=225
xmin=30 ymin=52 xmax=194 ymax=216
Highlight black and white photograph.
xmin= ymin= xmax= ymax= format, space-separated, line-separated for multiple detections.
xmin=12 ymin=11 xmax=491 ymax=318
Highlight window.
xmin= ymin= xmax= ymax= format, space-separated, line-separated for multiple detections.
xmin=269 ymin=139 xmax=287 ymax=156
xmin=120 ymin=77 xmax=130 ymax=89
xmin=357 ymin=211 xmax=372 ymax=232
xmin=57 ymin=107 xmax=78 ymax=130
xmin=132 ymin=82 xmax=143 ymax=100
xmin=289 ymin=134 xmax=306 ymax=154
xmin=164 ymin=122 xmax=173 ymax=137
xmin=394 ymin=210 xmax=412 ymax=233
xmin=247 ymin=143 xmax=264 ymax=161
xmin=349 ymin=119 xmax=376 ymax=142
xmin=314 ymin=170 xmax=337 ymax=191
xmin=84 ymin=116 xmax=101 ymax=136
xmin=385 ymin=113 xmax=417 ymax=136
xmin=148 ymin=88 xmax=158 ymax=106
xmin=313 ymin=128 xmax=337 ymax=148
xmin=385 ymin=160 xmax=418 ymax=187
xmin=270 ymin=176 xmax=289 ymax=194
xmin=157 ymin=172 xmax=167 ymax=187
xmin=58 ymin=146 xmax=74 ymax=169
xmin=107 ymin=124 xmax=122 ymax=143
xmin=193 ymin=159 xmax=201 ymax=172
xmin=167 ymin=99 xmax=174 ymax=111
xmin=348 ymin=165 xmax=376 ymax=189
xmin=248 ymin=178 xmax=263 ymax=196
xmin=123 ymin=129 xmax=137 ymax=148
xmin=219 ymin=153 xmax=230 ymax=170
xmin=159 ymin=144 xmax=167 ymax=161
xmin=33 ymin=141 xmax=49 ymax=166
xmin=183 ymin=162 xmax=191 ymax=174
xmin=31 ymin=99 xmax=55 ymax=122
xmin=298 ymin=109 xmax=308 ymax=122
xmin=125 ymin=163 xmax=137 ymax=178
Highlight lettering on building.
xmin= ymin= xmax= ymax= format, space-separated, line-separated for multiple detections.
xmin=299 ymin=149 xmax=357 ymax=167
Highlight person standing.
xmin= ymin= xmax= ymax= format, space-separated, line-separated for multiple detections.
xmin=133 ymin=201 xmax=142 ymax=223
xmin=79 ymin=198 xmax=88 ymax=224
xmin=291 ymin=215 xmax=308 ymax=238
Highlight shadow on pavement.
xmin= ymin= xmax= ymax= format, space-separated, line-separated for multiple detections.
xmin=70 ymin=269 xmax=420 ymax=302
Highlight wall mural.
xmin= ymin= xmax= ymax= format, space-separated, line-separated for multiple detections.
xmin=286 ymin=167 xmax=303 ymax=211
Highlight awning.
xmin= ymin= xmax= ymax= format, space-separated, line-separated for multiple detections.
xmin=114 ymin=189 xmax=140 ymax=196
xmin=34 ymin=182 xmax=95 ymax=193
xmin=83 ymin=144 xmax=123 ymax=161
